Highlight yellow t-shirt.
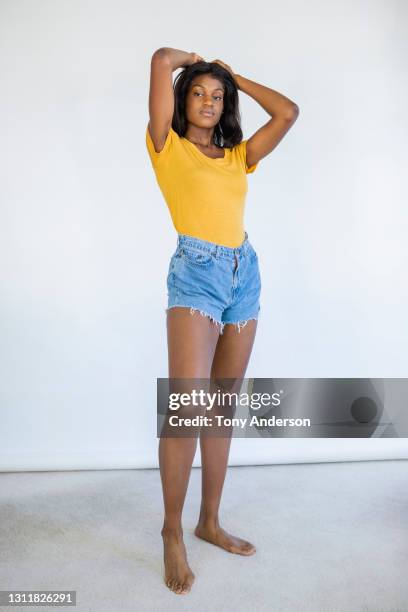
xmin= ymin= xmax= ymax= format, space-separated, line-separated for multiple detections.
xmin=145 ymin=124 xmax=258 ymax=248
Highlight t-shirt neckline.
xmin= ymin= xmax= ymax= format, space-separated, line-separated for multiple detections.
xmin=181 ymin=136 xmax=229 ymax=162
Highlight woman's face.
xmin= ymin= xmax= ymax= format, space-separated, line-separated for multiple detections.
xmin=185 ymin=74 xmax=225 ymax=129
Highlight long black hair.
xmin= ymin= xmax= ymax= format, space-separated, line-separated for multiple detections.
xmin=172 ymin=61 xmax=243 ymax=149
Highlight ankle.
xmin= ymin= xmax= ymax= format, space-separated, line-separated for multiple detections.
xmin=197 ymin=513 xmax=220 ymax=529
xmin=161 ymin=523 xmax=183 ymax=538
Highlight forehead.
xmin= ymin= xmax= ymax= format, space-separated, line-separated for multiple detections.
xmin=190 ymin=76 xmax=224 ymax=92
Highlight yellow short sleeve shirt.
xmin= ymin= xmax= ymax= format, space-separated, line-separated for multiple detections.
xmin=146 ymin=124 xmax=258 ymax=248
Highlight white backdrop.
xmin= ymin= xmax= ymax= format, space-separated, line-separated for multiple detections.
xmin=1 ymin=0 xmax=407 ymax=471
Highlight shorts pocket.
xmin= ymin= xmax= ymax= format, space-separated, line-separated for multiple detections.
xmin=180 ymin=247 xmax=214 ymax=267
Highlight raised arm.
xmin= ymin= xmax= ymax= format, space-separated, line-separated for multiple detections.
xmin=211 ymin=59 xmax=299 ymax=168
xmin=234 ymin=72 xmax=299 ymax=167
xmin=148 ymin=47 xmax=203 ymax=153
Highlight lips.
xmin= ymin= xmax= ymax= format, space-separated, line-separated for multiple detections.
xmin=200 ymin=110 xmax=214 ymax=116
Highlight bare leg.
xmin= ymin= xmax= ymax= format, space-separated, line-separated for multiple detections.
xmin=160 ymin=307 xmax=219 ymax=594
xmin=195 ymin=319 xmax=258 ymax=555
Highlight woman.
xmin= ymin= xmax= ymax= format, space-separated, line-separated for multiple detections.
xmin=146 ymin=47 xmax=299 ymax=595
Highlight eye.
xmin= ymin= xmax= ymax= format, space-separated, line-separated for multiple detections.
xmin=193 ymin=92 xmax=223 ymax=100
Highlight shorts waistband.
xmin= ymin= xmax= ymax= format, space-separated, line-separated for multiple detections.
xmin=177 ymin=232 xmax=251 ymax=259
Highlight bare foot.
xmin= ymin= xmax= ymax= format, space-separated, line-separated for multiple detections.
xmin=194 ymin=522 xmax=256 ymax=555
xmin=161 ymin=527 xmax=195 ymax=594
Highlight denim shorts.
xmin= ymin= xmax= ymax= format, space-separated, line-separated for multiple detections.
xmin=166 ymin=232 xmax=261 ymax=335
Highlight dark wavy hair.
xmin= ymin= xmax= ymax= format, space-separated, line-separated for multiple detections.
xmin=172 ymin=61 xmax=243 ymax=149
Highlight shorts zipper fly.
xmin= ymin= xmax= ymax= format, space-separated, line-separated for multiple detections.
xmin=232 ymin=252 xmax=240 ymax=289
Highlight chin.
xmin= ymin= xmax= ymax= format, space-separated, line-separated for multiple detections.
xmin=199 ymin=117 xmax=217 ymax=124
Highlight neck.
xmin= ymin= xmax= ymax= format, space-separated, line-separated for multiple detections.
xmin=184 ymin=125 xmax=216 ymax=147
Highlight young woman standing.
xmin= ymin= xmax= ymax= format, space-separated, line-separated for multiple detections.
xmin=146 ymin=47 xmax=299 ymax=595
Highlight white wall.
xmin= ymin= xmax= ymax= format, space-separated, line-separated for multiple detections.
xmin=1 ymin=0 xmax=407 ymax=471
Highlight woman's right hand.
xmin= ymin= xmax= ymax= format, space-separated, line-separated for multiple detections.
xmin=158 ymin=48 xmax=205 ymax=71
xmin=183 ymin=52 xmax=205 ymax=67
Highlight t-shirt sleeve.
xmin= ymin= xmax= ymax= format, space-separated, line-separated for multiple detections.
xmin=234 ymin=139 xmax=258 ymax=174
xmin=145 ymin=124 xmax=175 ymax=166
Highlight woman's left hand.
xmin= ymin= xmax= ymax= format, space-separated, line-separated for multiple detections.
xmin=211 ymin=59 xmax=238 ymax=84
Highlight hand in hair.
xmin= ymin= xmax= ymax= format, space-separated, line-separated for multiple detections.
xmin=211 ymin=59 xmax=236 ymax=79
xmin=182 ymin=52 xmax=205 ymax=67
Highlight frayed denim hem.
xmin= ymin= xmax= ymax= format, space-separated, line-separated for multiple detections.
xmin=166 ymin=306 xmax=259 ymax=335
xmin=224 ymin=317 xmax=258 ymax=333
xmin=223 ymin=317 xmax=259 ymax=333
xmin=166 ymin=305 xmax=225 ymax=334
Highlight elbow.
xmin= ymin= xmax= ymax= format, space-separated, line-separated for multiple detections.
xmin=286 ymin=104 xmax=300 ymax=121
xmin=151 ymin=48 xmax=170 ymax=63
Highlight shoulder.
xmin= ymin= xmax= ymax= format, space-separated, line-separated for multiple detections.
xmin=145 ymin=124 xmax=181 ymax=165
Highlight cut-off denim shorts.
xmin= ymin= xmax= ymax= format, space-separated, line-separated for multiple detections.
xmin=166 ymin=232 xmax=261 ymax=335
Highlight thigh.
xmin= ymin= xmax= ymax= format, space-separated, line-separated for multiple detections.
xmin=211 ymin=319 xmax=258 ymax=380
xmin=205 ymin=320 xmax=258 ymax=423
xmin=167 ymin=307 xmax=220 ymax=378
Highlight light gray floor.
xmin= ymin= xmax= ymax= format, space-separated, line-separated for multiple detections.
xmin=0 ymin=460 xmax=407 ymax=612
